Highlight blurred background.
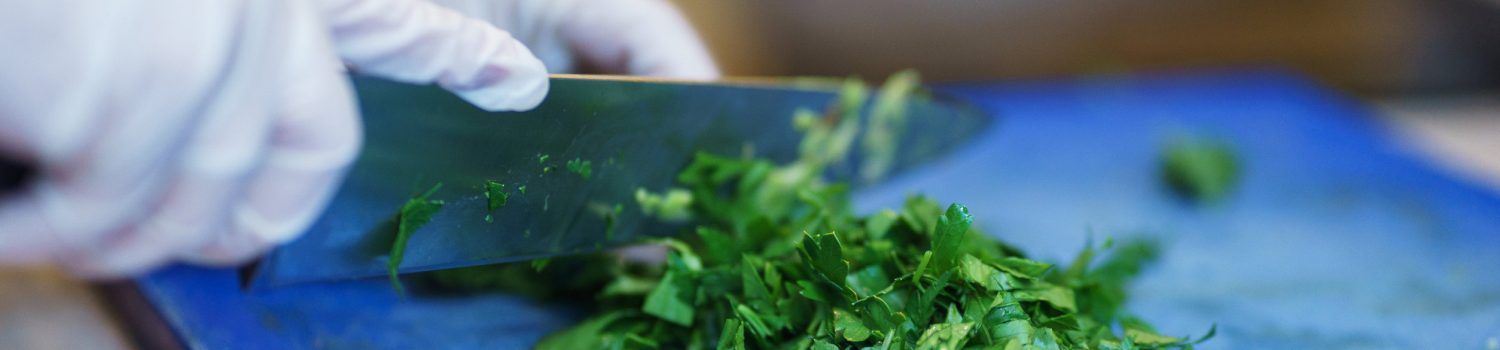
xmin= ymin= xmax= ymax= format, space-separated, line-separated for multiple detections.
xmin=675 ymin=0 xmax=1500 ymax=95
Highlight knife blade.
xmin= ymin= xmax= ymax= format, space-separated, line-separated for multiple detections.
xmin=249 ymin=74 xmax=990 ymax=288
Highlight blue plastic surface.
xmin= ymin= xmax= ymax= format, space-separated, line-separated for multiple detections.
xmin=137 ymin=69 xmax=1500 ymax=349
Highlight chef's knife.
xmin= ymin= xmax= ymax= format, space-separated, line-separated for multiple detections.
xmin=249 ymin=74 xmax=990 ymax=288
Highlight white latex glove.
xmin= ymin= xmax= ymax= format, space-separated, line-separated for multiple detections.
xmin=431 ymin=0 xmax=719 ymax=79
xmin=0 ymin=0 xmax=550 ymax=278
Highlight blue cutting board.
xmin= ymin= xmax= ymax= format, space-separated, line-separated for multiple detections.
xmin=134 ymin=69 xmax=1500 ymax=349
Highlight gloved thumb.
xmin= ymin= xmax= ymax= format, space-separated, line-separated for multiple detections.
xmin=316 ymin=0 xmax=550 ymax=111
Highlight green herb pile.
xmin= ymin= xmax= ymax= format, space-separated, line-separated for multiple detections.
xmin=415 ymin=72 xmax=1213 ymax=349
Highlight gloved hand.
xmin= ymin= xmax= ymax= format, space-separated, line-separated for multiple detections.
xmin=0 ymin=0 xmax=557 ymax=278
xmin=430 ymin=0 xmax=719 ymax=79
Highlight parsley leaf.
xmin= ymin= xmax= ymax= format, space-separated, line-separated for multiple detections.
xmin=388 ymin=183 xmax=444 ymax=298
xmin=567 ymin=158 xmax=593 ymax=179
xmin=929 ymin=203 xmax=972 ymax=272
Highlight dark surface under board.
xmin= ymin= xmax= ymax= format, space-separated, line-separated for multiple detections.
xmin=134 ymin=69 xmax=1500 ymax=349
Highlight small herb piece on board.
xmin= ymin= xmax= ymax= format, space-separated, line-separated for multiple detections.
xmin=388 ymin=183 xmax=445 ymax=298
xmin=567 ymin=158 xmax=593 ymax=179
xmin=1161 ymin=136 xmax=1240 ymax=202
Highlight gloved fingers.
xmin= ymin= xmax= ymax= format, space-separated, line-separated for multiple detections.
xmin=202 ymin=85 xmax=358 ymax=264
xmin=560 ymin=0 xmax=718 ymax=79
xmin=19 ymin=117 xmax=187 ymax=266
xmin=32 ymin=0 xmax=301 ymax=274
xmin=181 ymin=53 xmax=362 ymax=265
xmin=9 ymin=0 xmax=248 ymax=250
xmin=0 ymin=0 xmax=262 ymax=275
xmin=316 ymin=0 xmax=550 ymax=111
xmin=66 ymin=179 xmax=246 ymax=277
xmin=0 ymin=138 xmax=178 ymax=271
xmin=180 ymin=99 xmax=357 ymax=265
xmin=175 ymin=1 xmax=361 ymax=265
xmin=62 ymin=89 xmax=276 ymax=278
xmin=63 ymin=138 xmax=270 ymax=277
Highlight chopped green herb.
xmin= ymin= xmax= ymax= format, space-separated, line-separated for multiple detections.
xmin=567 ymin=158 xmax=593 ymax=179
xmin=482 ymin=180 xmax=509 ymax=223
xmin=388 ymin=183 xmax=444 ymax=298
xmin=534 ymin=312 xmax=629 ymax=349
xmin=537 ymin=153 xmax=550 ymax=164
xmin=484 ymin=180 xmax=508 ymax=211
xmin=635 ymin=187 xmax=693 ymax=222
xmin=421 ymin=74 xmax=1210 ymax=349
xmin=518 ymin=185 xmax=527 ymax=195
xmin=1161 ymin=136 xmax=1240 ymax=202
xmin=642 ymin=269 xmax=694 ymax=326
xmin=604 ymin=203 xmax=624 ymax=240
xmin=928 ymin=203 xmax=972 ymax=272
xmin=860 ymin=69 xmax=919 ymax=184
